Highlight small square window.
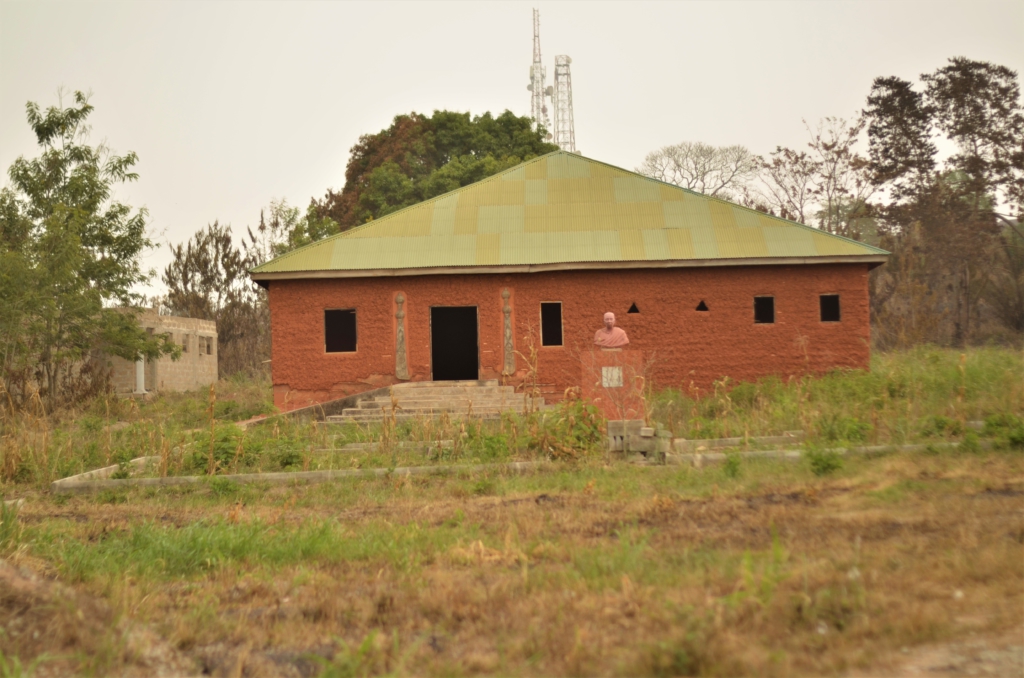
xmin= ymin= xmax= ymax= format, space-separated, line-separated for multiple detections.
xmin=754 ymin=296 xmax=775 ymax=324
xmin=820 ymin=295 xmax=841 ymax=322
xmin=541 ymin=302 xmax=563 ymax=346
xmin=181 ymin=335 xmax=189 ymax=352
xmin=325 ymin=309 xmax=357 ymax=353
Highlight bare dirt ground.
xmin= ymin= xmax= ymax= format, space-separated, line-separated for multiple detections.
xmin=0 ymin=559 xmax=195 ymax=677
xmin=3 ymin=452 xmax=1023 ymax=676
xmin=883 ymin=627 xmax=1024 ymax=676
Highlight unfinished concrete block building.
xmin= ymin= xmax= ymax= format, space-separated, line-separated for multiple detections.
xmin=108 ymin=311 xmax=218 ymax=394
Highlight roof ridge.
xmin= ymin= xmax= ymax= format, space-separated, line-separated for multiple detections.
xmin=255 ymin=151 xmax=567 ymax=271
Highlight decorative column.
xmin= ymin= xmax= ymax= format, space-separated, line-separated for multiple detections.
xmin=395 ymin=293 xmax=410 ymax=380
xmin=134 ymin=358 xmax=146 ymax=394
xmin=502 ymin=288 xmax=516 ymax=375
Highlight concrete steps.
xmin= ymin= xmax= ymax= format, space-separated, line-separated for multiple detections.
xmin=325 ymin=380 xmax=547 ymax=425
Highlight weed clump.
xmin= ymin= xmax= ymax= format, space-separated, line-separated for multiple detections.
xmin=0 ymin=501 xmax=22 ymax=556
xmin=983 ymin=413 xmax=1024 ymax=450
xmin=922 ymin=415 xmax=964 ymax=438
xmin=528 ymin=396 xmax=603 ymax=460
xmin=723 ymin=452 xmax=742 ymax=479
xmin=188 ymin=424 xmax=255 ymax=474
xmin=817 ymin=414 xmax=872 ymax=444
xmin=806 ymin=447 xmax=844 ymax=476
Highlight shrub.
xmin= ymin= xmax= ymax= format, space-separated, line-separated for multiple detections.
xmin=983 ymin=413 xmax=1022 ymax=435
xmin=806 ymin=448 xmax=843 ymax=476
xmin=922 ymin=415 xmax=964 ymax=438
xmin=189 ymin=424 xmax=250 ymax=474
xmin=723 ymin=453 xmax=741 ymax=479
xmin=817 ymin=414 xmax=871 ymax=443
xmin=1008 ymin=426 xmax=1024 ymax=450
xmin=960 ymin=432 xmax=981 ymax=453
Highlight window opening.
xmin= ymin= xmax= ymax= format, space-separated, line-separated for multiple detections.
xmin=181 ymin=334 xmax=188 ymax=352
xmin=325 ymin=309 xmax=357 ymax=352
xmin=820 ymin=294 xmax=841 ymax=322
xmin=207 ymin=337 xmax=213 ymax=355
xmin=540 ymin=302 xmax=563 ymax=346
xmin=754 ymin=296 xmax=775 ymax=324
xmin=627 ymin=303 xmax=639 ymax=314
xmin=695 ymin=300 xmax=709 ymax=312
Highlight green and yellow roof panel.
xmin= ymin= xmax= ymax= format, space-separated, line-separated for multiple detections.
xmin=251 ymin=151 xmax=887 ymax=279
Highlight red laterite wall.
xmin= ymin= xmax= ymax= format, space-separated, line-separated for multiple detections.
xmin=266 ymin=264 xmax=872 ymax=411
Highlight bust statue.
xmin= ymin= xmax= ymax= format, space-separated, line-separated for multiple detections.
xmin=594 ymin=312 xmax=629 ymax=348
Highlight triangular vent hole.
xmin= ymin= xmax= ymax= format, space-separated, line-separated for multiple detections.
xmin=627 ymin=303 xmax=639 ymax=314
xmin=696 ymin=300 xmax=709 ymax=311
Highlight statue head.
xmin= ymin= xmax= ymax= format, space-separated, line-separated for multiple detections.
xmin=603 ymin=312 xmax=616 ymax=330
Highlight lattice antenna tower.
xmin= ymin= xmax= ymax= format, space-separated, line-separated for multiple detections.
xmin=552 ymin=55 xmax=576 ymax=152
xmin=527 ymin=8 xmax=552 ymax=138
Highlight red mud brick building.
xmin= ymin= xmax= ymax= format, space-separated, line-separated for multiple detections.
xmin=251 ymin=152 xmax=888 ymax=412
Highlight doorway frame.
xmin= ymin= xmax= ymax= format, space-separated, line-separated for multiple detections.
xmin=428 ymin=305 xmax=481 ymax=381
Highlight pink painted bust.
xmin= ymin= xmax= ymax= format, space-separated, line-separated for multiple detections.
xmin=594 ymin=312 xmax=629 ymax=348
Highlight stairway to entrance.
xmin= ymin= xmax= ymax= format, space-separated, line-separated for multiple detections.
xmin=324 ymin=380 xmax=546 ymax=425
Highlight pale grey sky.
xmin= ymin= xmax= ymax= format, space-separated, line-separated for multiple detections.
xmin=2 ymin=0 xmax=1022 ymax=294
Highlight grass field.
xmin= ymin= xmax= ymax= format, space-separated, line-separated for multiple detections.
xmin=0 ymin=347 xmax=1021 ymax=676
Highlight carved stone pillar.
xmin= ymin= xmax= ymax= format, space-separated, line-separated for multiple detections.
xmin=502 ymin=288 xmax=516 ymax=375
xmin=395 ymin=293 xmax=410 ymax=380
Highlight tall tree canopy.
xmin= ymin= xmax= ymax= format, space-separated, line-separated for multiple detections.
xmin=313 ymin=110 xmax=559 ymax=228
xmin=0 ymin=91 xmax=175 ymax=406
xmin=863 ymin=57 xmax=1024 ymax=346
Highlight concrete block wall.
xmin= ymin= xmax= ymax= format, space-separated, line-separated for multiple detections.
xmin=108 ymin=311 xmax=218 ymax=394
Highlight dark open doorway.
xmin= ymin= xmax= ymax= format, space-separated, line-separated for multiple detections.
xmin=430 ymin=306 xmax=479 ymax=381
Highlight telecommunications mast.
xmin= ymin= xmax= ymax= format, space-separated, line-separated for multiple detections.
xmin=527 ymin=9 xmax=552 ymax=137
xmin=551 ymin=55 xmax=576 ymax=152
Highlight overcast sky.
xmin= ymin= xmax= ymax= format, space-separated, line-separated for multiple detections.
xmin=2 ymin=0 xmax=1022 ymax=295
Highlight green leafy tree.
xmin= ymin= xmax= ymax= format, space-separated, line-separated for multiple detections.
xmin=312 ymin=110 xmax=558 ymax=228
xmin=0 ymin=91 xmax=175 ymax=407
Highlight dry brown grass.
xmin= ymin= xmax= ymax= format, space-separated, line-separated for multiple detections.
xmin=2 ymin=449 xmax=1022 ymax=676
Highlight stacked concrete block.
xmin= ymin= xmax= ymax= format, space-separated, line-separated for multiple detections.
xmin=607 ymin=419 xmax=671 ymax=463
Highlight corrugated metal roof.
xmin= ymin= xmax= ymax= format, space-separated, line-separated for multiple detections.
xmin=252 ymin=151 xmax=888 ymax=277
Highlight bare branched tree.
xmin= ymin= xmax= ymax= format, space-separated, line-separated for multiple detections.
xmin=754 ymin=117 xmax=875 ymax=235
xmin=757 ymin=147 xmax=820 ymax=225
xmin=807 ymin=117 xmax=876 ymax=238
xmin=636 ymin=142 xmax=760 ymax=199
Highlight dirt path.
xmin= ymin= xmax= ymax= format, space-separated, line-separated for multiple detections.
xmin=892 ymin=629 xmax=1023 ymax=677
